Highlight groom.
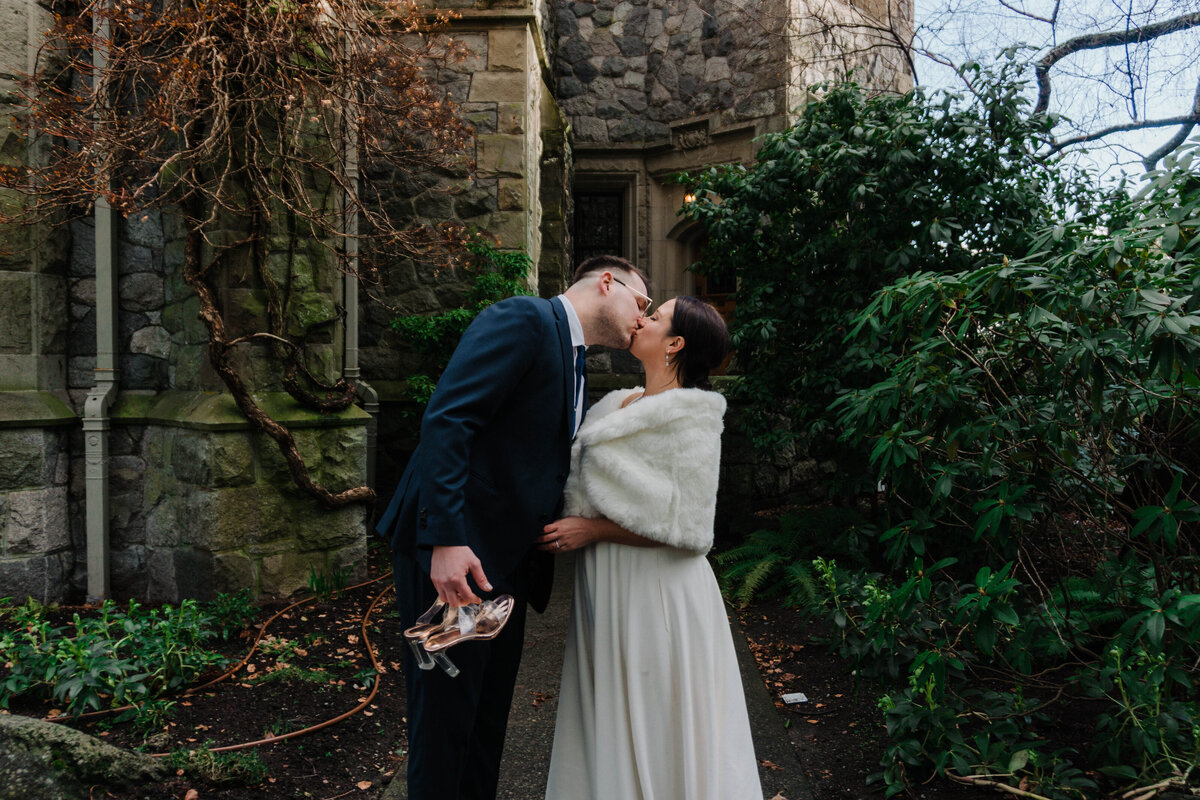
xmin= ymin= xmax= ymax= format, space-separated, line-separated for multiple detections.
xmin=376 ymin=254 xmax=651 ymax=800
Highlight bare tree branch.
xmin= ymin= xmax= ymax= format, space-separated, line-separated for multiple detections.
xmin=1047 ymin=111 xmax=1200 ymax=152
xmin=996 ymin=0 xmax=1059 ymax=25
xmin=1034 ymin=10 xmax=1200 ymax=114
xmin=1143 ymin=75 xmax=1200 ymax=170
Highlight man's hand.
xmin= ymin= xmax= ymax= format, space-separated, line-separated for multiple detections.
xmin=430 ymin=545 xmax=492 ymax=606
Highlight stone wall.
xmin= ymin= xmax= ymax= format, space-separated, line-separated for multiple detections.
xmin=107 ymin=393 xmax=368 ymax=602
xmin=0 ymin=397 xmax=73 ymax=603
xmin=786 ymin=0 xmax=914 ymax=109
xmin=0 ymin=0 xmax=75 ymax=603
xmin=555 ymin=0 xmax=790 ymax=144
xmin=361 ymin=5 xmax=573 ymax=495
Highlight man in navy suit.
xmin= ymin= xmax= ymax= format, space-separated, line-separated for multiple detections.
xmin=376 ymin=254 xmax=652 ymax=800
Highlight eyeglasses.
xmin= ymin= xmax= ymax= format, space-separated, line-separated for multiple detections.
xmin=612 ymin=276 xmax=653 ymax=316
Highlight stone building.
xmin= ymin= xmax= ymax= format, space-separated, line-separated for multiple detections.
xmin=0 ymin=0 xmax=911 ymax=604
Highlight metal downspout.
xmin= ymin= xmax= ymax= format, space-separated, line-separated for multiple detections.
xmin=341 ymin=82 xmax=378 ymax=487
xmin=83 ymin=6 xmax=117 ymax=601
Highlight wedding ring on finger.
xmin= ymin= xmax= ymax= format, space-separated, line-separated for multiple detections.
xmin=556 ymin=540 xmax=561 ymax=550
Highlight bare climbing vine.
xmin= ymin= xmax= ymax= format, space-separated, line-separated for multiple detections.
xmin=1 ymin=0 xmax=476 ymax=507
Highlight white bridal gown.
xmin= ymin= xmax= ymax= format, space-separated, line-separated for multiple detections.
xmin=545 ymin=389 xmax=763 ymax=800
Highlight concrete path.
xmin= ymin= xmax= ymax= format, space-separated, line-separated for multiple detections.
xmin=384 ymin=552 xmax=813 ymax=799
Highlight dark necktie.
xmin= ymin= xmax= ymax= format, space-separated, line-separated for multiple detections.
xmin=573 ymin=345 xmax=587 ymax=435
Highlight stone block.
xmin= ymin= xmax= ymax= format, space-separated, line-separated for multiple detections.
xmin=145 ymin=488 xmax=208 ymax=548
xmin=704 ymin=56 xmax=732 ymax=82
xmin=119 ymin=273 xmax=164 ymax=312
xmin=483 ymin=211 xmax=529 ymax=249
xmin=498 ymin=179 xmax=526 ymax=211
xmin=118 ymin=353 xmax=168 ymax=390
xmin=33 ymin=273 xmax=68 ymax=353
xmin=497 ymin=101 xmax=526 ymax=135
xmin=572 ymin=116 xmax=607 ymax=142
xmin=327 ymin=538 xmax=368 ymax=584
xmin=146 ymin=547 xmax=178 ymax=603
xmin=600 ymin=55 xmax=627 ymax=76
xmin=574 ymin=59 xmax=599 ymax=84
xmin=171 ymin=547 xmax=217 ymax=601
xmin=288 ymin=291 xmax=337 ymax=338
xmin=124 ymin=209 xmax=165 ymax=249
xmin=295 ymin=501 xmax=365 ymax=552
xmin=560 ymin=37 xmax=591 ymax=65
xmin=212 ymin=551 xmax=257 ymax=595
xmin=453 ymin=189 xmax=498 ymax=219
xmin=557 ymin=76 xmax=584 ymax=99
xmin=118 ymin=243 xmax=155 ymax=276
xmin=0 ymin=271 xmax=31 ymax=354
xmin=0 ymin=553 xmax=68 ymax=604
xmin=1 ymin=486 xmax=71 ymax=556
xmin=0 ymin=430 xmax=48 ymax=490
xmin=108 ymin=456 xmax=144 ymax=497
xmin=129 ymin=325 xmax=172 ymax=360
xmin=468 ymin=72 xmax=527 ymax=103
xmin=71 ymin=277 xmax=95 ymax=306
xmin=413 ymin=190 xmax=455 ymax=219
xmin=260 ymin=548 xmax=315 ymax=598
xmin=453 ymin=33 xmax=488 ymax=73
xmin=110 ymin=545 xmax=149 ymax=598
xmin=475 ymin=134 xmax=527 ymax=177
xmin=488 ymin=28 xmax=528 ymax=72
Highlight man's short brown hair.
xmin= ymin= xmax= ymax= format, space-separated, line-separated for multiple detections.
xmin=571 ymin=254 xmax=651 ymax=294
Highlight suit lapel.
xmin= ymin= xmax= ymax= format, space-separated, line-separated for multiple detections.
xmin=551 ymin=297 xmax=575 ymax=436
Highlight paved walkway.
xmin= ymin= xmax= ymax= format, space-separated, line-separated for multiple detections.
xmin=384 ymin=552 xmax=812 ymax=799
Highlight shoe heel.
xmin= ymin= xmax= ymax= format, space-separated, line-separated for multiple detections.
xmin=432 ymin=652 xmax=460 ymax=677
xmin=408 ymin=637 xmax=435 ymax=670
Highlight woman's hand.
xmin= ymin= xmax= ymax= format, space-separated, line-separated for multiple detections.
xmin=538 ymin=516 xmax=599 ymax=553
xmin=539 ymin=516 xmax=661 ymax=551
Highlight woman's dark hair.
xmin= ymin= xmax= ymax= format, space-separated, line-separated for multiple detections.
xmin=669 ymin=296 xmax=729 ymax=390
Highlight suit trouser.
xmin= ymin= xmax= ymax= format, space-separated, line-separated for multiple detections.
xmin=393 ymin=549 xmax=530 ymax=800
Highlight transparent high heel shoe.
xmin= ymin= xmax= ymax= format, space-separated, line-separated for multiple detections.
xmin=422 ymin=595 xmax=515 ymax=654
xmin=403 ymin=599 xmax=450 ymax=671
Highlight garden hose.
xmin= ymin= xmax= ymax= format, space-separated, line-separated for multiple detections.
xmin=43 ymin=569 xmax=397 ymax=759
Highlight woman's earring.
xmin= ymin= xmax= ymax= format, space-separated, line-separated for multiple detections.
xmin=665 ymin=351 xmax=671 ymax=367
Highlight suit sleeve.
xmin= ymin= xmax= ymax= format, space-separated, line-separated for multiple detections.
xmin=415 ymin=299 xmax=546 ymax=550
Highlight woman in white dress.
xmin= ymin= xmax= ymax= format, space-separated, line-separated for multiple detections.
xmin=539 ymin=296 xmax=763 ymax=800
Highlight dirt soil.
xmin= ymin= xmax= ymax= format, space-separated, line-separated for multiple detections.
xmin=738 ymin=605 xmax=978 ymax=800
xmin=5 ymin=551 xmax=984 ymax=800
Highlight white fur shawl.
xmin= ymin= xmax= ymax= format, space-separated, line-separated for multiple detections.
xmin=563 ymin=387 xmax=726 ymax=553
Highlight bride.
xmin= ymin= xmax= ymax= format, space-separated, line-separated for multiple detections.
xmin=538 ymin=296 xmax=763 ymax=800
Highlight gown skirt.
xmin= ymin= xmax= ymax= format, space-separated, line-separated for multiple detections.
xmin=545 ymin=542 xmax=764 ymax=800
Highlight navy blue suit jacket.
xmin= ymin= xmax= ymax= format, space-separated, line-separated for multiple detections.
xmin=376 ymin=295 xmax=575 ymax=612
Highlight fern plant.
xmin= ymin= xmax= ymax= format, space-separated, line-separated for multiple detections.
xmin=716 ymin=507 xmax=869 ymax=608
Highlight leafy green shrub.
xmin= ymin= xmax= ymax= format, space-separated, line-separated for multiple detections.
xmin=391 ymin=237 xmax=532 ymax=407
xmin=680 ymin=62 xmax=1098 ymax=492
xmin=117 ymin=697 xmax=178 ymax=740
xmin=0 ymin=597 xmax=229 ymax=716
xmin=693 ymin=57 xmax=1200 ymax=798
xmin=207 ymin=588 xmax=257 ymax=641
xmin=817 ymin=142 xmax=1200 ymax=796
